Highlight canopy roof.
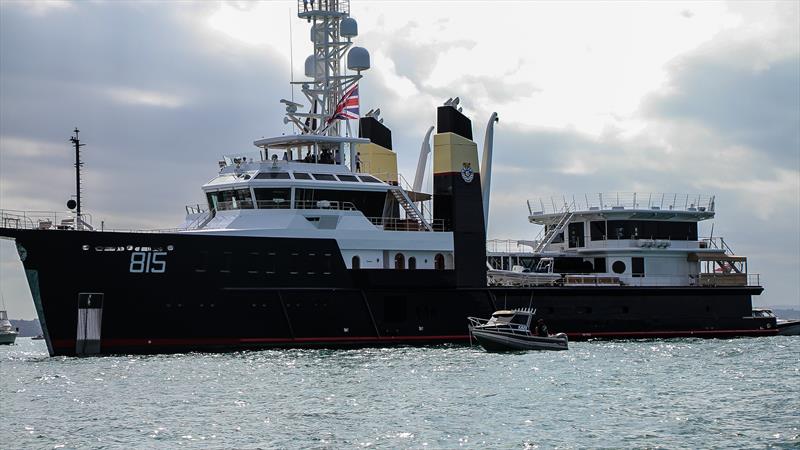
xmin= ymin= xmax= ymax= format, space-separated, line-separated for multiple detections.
xmin=254 ymin=134 xmax=370 ymax=149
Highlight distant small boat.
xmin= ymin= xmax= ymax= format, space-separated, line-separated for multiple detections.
xmin=468 ymin=308 xmax=568 ymax=352
xmin=31 ymin=334 xmax=45 ymax=340
xmin=0 ymin=310 xmax=18 ymax=345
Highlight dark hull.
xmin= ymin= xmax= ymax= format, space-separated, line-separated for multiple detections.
xmin=2 ymin=228 xmax=777 ymax=356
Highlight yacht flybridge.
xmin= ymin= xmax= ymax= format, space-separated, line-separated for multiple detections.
xmin=488 ymin=193 xmax=755 ymax=289
xmin=0 ymin=0 xmax=777 ymax=357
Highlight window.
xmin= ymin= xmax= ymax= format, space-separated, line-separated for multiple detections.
xmin=352 ymin=255 xmax=360 ymax=269
xmin=568 ymin=222 xmax=585 ymax=248
xmin=195 ymin=250 xmax=209 ymax=272
xmin=632 ymin=257 xmax=645 ymax=277
xmin=606 ymin=220 xmax=698 ymax=241
xmin=247 ymin=252 xmax=260 ymax=274
xmin=358 ymin=175 xmax=382 ymax=183
xmin=293 ymin=172 xmax=312 ymax=180
xmin=295 ymin=188 xmax=386 ymax=217
xmin=434 ymin=253 xmax=445 ymax=270
xmin=394 ymin=253 xmax=405 ymax=270
xmin=408 ymin=256 xmax=417 ymax=270
xmin=255 ymin=172 xmax=290 ymax=179
xmin=214 ymin=189 xmax=254 ymax=210
xmin=220 ymin=251 xmax=233 ymax=273
xmin=254 ymin=188 xmax=290 ymax=209
xmin=590 ymin=221 xmax=606 ymax=241
xmin=612 ymin=260 xmax=626 ymax=274
xmin=337 ymin=174 xmax=359 ymax=182
xmin=312 ymin=173 xmax=337 ymax=181
xmin=593 ymin=257 xmax=606 ymax=273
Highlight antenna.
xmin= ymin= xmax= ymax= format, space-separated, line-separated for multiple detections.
xmin=290 ymin=2 xmax=369 ymax=136
xmin=68 ymin=127 xmax=86 ymax=230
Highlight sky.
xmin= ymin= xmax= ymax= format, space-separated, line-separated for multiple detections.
xmin=0 ymin=0 xmax=798 ymax=319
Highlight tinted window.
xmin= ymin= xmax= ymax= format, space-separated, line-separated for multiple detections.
xmin=254 ymin=188 xmax=291 ymax=209
xmin=568 ymin=222 xmax=585 ymax=248
xmin=606 ymin=220 xmax=698 ymax=240
xmin=590 ymin=221 xmax=606 ymax=241
xmin=255 ymin=172 xmax=290 ymax=179
xmin=293 ymin=172 xmax=312 ymax=180
xmin=612 ymin=260 xmax=626 ymax=274
xmin=216 ymin=189 xmax=253 ymax=210
xmin=312 ymin=173 xmax=337 ymax=181
xmin=358 ymin=175 xmax=382 ymax=183
xmin=632 ymin=257 xmax=645 ymax=277
xmin=295 ymin=188 xmax=386 ymax=217
xmin=337 ymin=174 xmax=359 ymax=182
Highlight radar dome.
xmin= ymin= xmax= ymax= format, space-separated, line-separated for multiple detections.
xmin=304 ymin=55 xmax=316 ymax=78
xmin=347 ymin=47 xmax=370 ymax=72
xmin=341 ymin=17 xmax=358 ymax=38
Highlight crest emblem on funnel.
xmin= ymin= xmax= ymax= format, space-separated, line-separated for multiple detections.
xmin=461 ymin=162 xmax=474 ymax=183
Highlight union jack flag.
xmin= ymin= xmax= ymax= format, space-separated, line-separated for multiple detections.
xmin=328 ymin=84 xmax=359 ymax=123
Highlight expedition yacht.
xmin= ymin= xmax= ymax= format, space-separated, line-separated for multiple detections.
xmin=0 ymin=0 xmax=776 ymax=356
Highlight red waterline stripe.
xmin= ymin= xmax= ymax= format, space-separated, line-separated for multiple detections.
xmin=52 ymin=334 xmax=470 ymax=349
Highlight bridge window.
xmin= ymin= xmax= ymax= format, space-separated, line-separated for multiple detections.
xmin=255 ymin=172 xmax=290 ymax=179
xmin=394 ymin=253 xmax=405 ymax=270
xmin=254 ymin=188 xmax=290 ymax=209
xmin=352 ymin=255 xmax=360 ymax=269
xmin=312 ymin=173 xmax=337 ymax=181
xmin=293 ymin=172 xmax=312 ymax=180
xmin=337 ymin=174 xmax=359 ymax=182
xmin=434 ymin=253 xmax=445 ymax=270
xmin=408 ymin=256 xmax=417 ymax=270
xmin=212 ymin=189 xmax=254 ymax=210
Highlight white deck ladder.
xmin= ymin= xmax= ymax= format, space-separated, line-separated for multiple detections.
xmin=389 ymin=187 xmax=433 ymax=232
xmin=534 ymin=209 xmax=573 ymax=253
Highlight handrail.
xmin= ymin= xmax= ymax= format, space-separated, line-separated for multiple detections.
xmin=366 ymin=217 xmax=446 ymax=232
xmin=0 ymin=209 xmax=93 ymax=230
xmin=528 ymin=193 xmax=715 ymax=216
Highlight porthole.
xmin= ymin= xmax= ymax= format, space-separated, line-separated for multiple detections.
xmin=612 ymin=261 xmax=626 ymax=274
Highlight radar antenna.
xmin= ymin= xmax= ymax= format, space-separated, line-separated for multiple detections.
xmin=288 ymin=0 xmax=370 ymax=137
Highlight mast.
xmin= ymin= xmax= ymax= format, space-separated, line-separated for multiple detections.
xmin=283 ymin=0 xmax=370 ymax=137
xmin=69 ymin=127 xmax=85 ymax=229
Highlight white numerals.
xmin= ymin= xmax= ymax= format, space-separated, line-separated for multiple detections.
xmin=129 ymin=251 xmax=167 ymax=273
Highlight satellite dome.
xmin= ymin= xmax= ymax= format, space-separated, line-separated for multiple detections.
xmin=304 ymin=55 xmax=316 ymax=78
xmin=347 ymin=46 xmax=370 ymax=72
xmin=341 ymin=17 xmax=358 ymax=38
xmin=310 ymin=23 xmax=323 ymax=42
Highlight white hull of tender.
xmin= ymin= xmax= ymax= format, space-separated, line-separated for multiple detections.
xmin=470 ymin=328 xmax=568 ymax=351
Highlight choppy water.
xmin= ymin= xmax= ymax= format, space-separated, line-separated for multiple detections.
xmin=1 ymin=338 xmax=798 ymax=449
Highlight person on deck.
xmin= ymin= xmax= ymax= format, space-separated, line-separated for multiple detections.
xmin=356 ymin=152 xmax=362 ymax=172
xmin=536 ymin=319 xmax=549 ymax=337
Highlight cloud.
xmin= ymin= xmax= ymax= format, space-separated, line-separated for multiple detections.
xmin=643 ymin=53 xmax=800 ymax=166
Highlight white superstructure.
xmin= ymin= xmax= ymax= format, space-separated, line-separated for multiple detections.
xmin=488 ymin=192 xmax=756 ymax=287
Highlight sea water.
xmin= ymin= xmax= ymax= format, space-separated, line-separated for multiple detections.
xmin=2 ymin=337 xmax=798 ymax=449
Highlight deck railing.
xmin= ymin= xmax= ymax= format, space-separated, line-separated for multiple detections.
xmin=528 ymin=193 xmax=715 ymax=216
